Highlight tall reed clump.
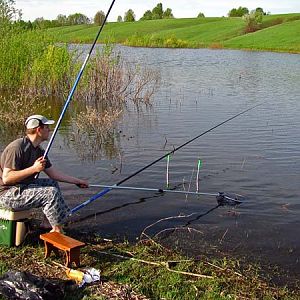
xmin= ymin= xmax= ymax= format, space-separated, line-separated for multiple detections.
xmin=69 ymin=45 xmax=160 ymax=161
xmin=26 ymin=44 xmax=75 ymax=96
xmin=0 ymin=28 xmax=74 ymax=95
xmin=0 ymin=28 xmax=73 ymax=141
xmin=0 ymin=93 xmax=48 ymax=145
xmin=0 ymin=29 xmax=50 ymax=90
xmin=78 ymin=46 xmax=160 ymax=110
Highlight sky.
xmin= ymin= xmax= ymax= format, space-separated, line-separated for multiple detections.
xmin=15 ymin=0 xmax=300 ymax=22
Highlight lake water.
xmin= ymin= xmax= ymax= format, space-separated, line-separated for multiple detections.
xmin=3 ymin=46 xmax=300 ymax=283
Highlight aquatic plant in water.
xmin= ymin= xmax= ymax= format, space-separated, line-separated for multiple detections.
xmin=70 ymin=46 xmax=160 ymax=161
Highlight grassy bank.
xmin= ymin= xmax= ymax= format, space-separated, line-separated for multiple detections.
xmin=48 ymin=13 xmax=300 ymax=53
xmin=0 ymin=229 xmax=299 ymax=299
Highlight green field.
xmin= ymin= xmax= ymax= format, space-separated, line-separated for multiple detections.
xmin=48 ymin=13 xmax=300 ymax=53
xmin=224 ymin=19 xmax=300 ymax=52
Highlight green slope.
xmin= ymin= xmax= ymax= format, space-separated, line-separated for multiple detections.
xmin=150 ymin=18 xmax=244 ymax=46
xmin=224 ymin=19 xmax=300 ymax=52
xmin=48 ymin=14 xmax=300 ymax=53
xmin=48 ymin=17 xmax=221 ymax=43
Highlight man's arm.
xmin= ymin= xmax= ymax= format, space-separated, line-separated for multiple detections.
xmin=2 ymin=157 xmax=46 ymax=185
xmin=44 ymin=166 xmax=88 ymax=187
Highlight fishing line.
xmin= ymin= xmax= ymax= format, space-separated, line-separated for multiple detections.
xmin=40 ymin=0 xmax=116 ymax=163
xmin=70 ymin=102 xmax=261 ymax=214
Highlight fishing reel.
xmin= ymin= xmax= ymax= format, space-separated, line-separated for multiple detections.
xmin=216 ymin=192 xmax=243 ymax=206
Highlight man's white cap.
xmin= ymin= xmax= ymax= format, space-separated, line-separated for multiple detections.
xmin=25 ymin=115 xmax=55 ymax=129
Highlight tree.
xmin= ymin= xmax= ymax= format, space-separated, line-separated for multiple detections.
xmin=197 ymin=12 xmax=205 ymax=18
xmin=152 ymin=3 xmax=163 ymax=19
xmin=67 ymin=13 xmax=90 ymax=25
xmin=0 ymin=0 xmax=21 ymax=23
xmin=228 ymin=6 xmax=249 ymax=17
xmin=32 ymin=17 xmax=56 ymax=29
xmin=163 ymin=8 xmax=173 ymax=19
xmin=56 ymin=14 xmax=67 ymax=26
xmin=117 ymin=15 xmax=122 ymax=22
xmin=244 ymin=9 xmax=263 ymax=33
xmin=15 ymin=19 xmax=32 ymax=30
xmin=255 ymin=7 xmax=266 ymax=15
xmin=94 ymin=10 xmax=105 ymax=25
xmin=140 ymin=10 xmax=152 ymax=21
xmin=124 ymin=9 xmax=135 ymax=22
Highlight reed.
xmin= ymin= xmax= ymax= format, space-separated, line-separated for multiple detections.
xmin=69 ymin=46 xmax=160 ymax=161
xmin=0 ymin=93 xmax=47 ymax=143
xmin=0 ymin=29 xmax=51 ymax=90
xmin=77 ymin=46 xmax=159 ymax=109
xmin=25 ymin=44 xmax=75 ymax=96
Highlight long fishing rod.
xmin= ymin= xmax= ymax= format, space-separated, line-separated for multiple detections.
xmin=70 ymin=103 xmax=261 ymax=214
xmin=42 ymin=0 xmax=116 ymax=161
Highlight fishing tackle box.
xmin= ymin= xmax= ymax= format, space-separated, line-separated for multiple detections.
xmin=0 ymin=209 xmax=30 ymax=247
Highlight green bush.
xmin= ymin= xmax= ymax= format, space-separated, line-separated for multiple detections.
xmin=28 ymin=44 xmax=74 ymax=95
xmin=124 ymin=33 xmax=188 ymax=48
xmin=0 ymin=29 xmax=50 ymax=89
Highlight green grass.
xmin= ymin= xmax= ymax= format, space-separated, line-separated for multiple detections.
xmin=47 ymin=14 xmax=300 ymax=53
xmin=48 ymin=17 xmax=222 ymax=44
xmin=0 ymin=231 xmax=298 ymax=300
xmin=224 ymin=19 xmax=300 ymax=52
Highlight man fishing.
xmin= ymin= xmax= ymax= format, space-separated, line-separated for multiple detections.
xmin=0 ymin=114 xmax=88 ymax=233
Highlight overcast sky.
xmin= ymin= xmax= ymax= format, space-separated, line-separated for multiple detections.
xmin=15 ymin=0 xmax=300 ymax=21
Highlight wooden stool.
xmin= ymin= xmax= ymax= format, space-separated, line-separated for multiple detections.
xmin=40 ymin=232 xmax=85 ymax=267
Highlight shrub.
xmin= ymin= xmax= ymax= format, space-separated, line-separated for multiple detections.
xmin=26 ymin=44 xmax=74 ymax=96
xmin=244 ymin=10 xmax=263 ymax=33
xmin=0 ymin=29 xmax=51 ymax=89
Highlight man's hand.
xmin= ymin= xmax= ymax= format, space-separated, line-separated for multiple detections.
xmin=76 ymin=179 xmax=89 ymax=188
xmin=33 ymin=157 xmax=47 ymax=173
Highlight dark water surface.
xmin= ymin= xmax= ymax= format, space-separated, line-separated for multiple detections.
xmin=4 ymin=47 xmax=300 ymax=281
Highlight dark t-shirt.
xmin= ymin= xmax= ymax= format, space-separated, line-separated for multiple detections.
xmin=0 ymin=137 xmax=52 ymax=194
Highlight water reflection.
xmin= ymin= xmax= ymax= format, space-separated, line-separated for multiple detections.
xmin=66 ymin=118 xmax=121 ymax=162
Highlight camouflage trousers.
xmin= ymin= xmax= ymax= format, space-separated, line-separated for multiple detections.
xmin=0 ymin=179 xmax=70 ymax=227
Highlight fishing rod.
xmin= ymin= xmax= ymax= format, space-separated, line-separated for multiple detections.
xmin=70 ymin=103 xmax=260 ymax=214
xmin=89 ymin=184 xmax=243 ymax=205
xmin=40 ymin=0 xmax=116 ymax=163
xmin=89 ymin=184 xmax=217 ymax=196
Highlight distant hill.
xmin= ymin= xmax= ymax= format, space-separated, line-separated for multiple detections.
xmin=48 ymin=13 xmax=300 ymax=53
